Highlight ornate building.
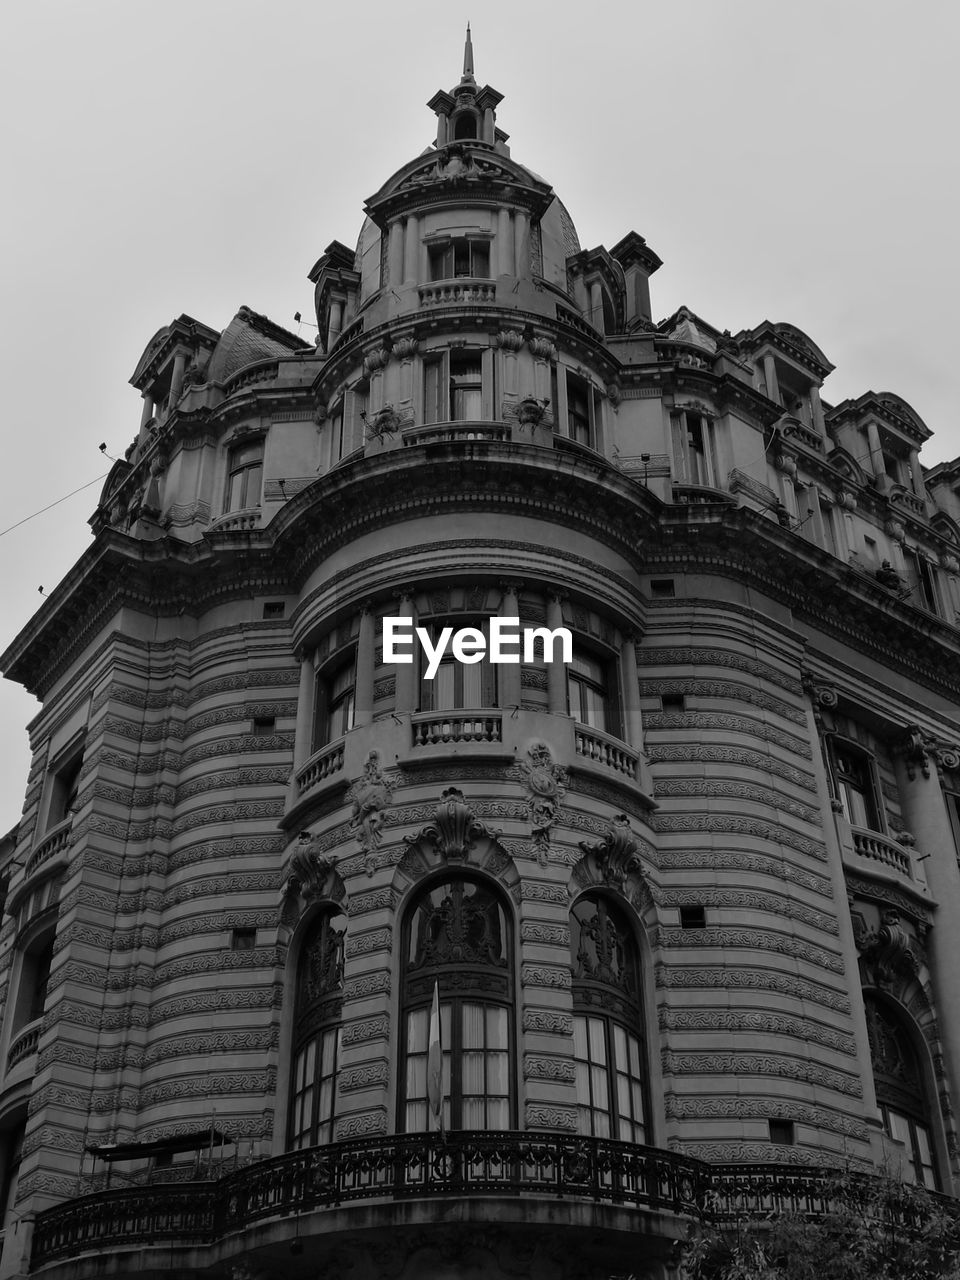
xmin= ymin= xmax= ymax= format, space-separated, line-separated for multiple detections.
xmin=1 ymin=29 xmax=960 ymax=1280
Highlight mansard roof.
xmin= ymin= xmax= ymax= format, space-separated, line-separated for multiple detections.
xmin=206 ymin=307 xmax=310 ymax=385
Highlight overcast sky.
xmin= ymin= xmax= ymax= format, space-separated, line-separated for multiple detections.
xmin=1 ymin=0 xmax=958 ymax=829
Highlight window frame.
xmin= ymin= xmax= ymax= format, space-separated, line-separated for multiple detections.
xmin=417 ymin=618 xmax=498 ymax=712
xmin=865 ymin=993 xmax=940 ymax=1189
xmin=829 ymin=736 xmax=884 ymax=833
xmin=427 ymin=237 xmax=491 ymax=282
xmin=399 ymin=874 xmax=515 ymax=1133
xmin=224 ymin=437 xmax=264 ymax=513
xmin=288 ymin=910 xmax=346 ymax=1151
xmin=570 ymin=893 xmax=649 ymax=1145
xmin=312 ymin=647 xmax=357 ymax=752
xmin=566 ymin=645 xmax=621 ymax=738
xmin=671 ymin=408 xmax=719 ymax=487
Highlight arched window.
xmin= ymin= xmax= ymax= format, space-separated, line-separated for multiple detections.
xmin=570 ymin=894 xmax=648 ymax=1143
xmin=288 ymin=910 xmax=346 ymax=1150
xmin=400 ymin=876 xmax=513 ymax=1131
xmin=865 ymin=994 xmax=938 ymax=1187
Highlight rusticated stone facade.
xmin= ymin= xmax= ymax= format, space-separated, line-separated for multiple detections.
xmin=1 ymin=28 xmax=959 ymax=1280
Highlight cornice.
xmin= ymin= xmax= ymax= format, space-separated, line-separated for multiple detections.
xmin=7 ymin=445 xmax=960 ymax=704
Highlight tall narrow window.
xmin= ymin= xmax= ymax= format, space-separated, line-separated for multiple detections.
xmin=225 ymin=439 xmax=264 ymax=512
xmin=865 ymin=995 xmax=939 ymax=1188
xmin=571 ymin=895 xmax=648 ymax=1143
xmin=831 ymin=740 xmax=882 ymax=832
xmin=289 ymin=911 xmax=346 ymax=1150
xmin=419 ymin=620 xmax=497 ymax=711
xmin=401 ymin=876 xmax=513 ymax=1132
xmin=567 ymin=650 xmax=619 ymax=736
xmin=313 ymin=653 xmax=356 ymax=750
xmin=423 ymin=357 xmax=444 ymax=425
xmin=429 ymin=241 xmax=489 ymax=280
xmin=450 ymin=353 xmax=483 ymax=420
xmin=671 ymin=411 xmax=718 ymax=486
xmin=566 ymin=372 xmax=591 ymax=445
xmin=46 ymin=744 xmax=84 ymax=830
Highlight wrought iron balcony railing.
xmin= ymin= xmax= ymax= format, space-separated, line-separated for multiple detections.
xmin=32 ymin=1131 xmax=701 ymax=1264
xmin=33 ymin=1132 xmax=958 ymax=1269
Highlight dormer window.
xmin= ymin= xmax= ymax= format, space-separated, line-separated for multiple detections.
xmin=429 ymin=240 xmax=490 ymax=281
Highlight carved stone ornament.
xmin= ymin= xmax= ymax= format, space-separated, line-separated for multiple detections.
xmin=875 ymin=559 xmax=905 ymax=590
xmin=287 ymin=831 xmax=336 ymax=901
xmin=576 ymin=814 xmax=644 ymax=893
xmin=935 ymin=743 xmax=960 ymax=773
xmin=774 ymin=452 xmax=797 ymax=477
xmin=516 ymin=395 xmax=550 ymax=428
xmin=891 ymin=725 xmax=933 ymax=780
xmin=362 ymin=345 xmax=390 ymax=375
xmin=404 ymin=787 xmax=500 ymax=861
xmin=837 ymin=488 xmax=857 ymax=511
xmin=517 ymin=740 xmax=567 ymax=864
xmin=884 ymin=519 xmax=906 ymax=543
xmin=494 ymin=328 xmax=523 ymax=351
xmin=391 ymin=336 xmax=419 ymax=360
xmin=362 ymin=404 xmax=400 ymax=442
xmin=940 ymin=552 xmax=960 ymax=574
xmin=346 ymin=750 xmax=396 ymax=874
xmin=854 ymin=908 xmax=919 ymax=985
xmin=527 ymin=336 xmax=557 ymax=361
xmin=605 ymin=382 xmax=621 ymax=408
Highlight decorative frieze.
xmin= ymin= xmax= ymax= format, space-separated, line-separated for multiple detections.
xmin=335 ymin=1110 xmax=387 ymax=1141
xmin=520 ymin=921 xmax=570 ymax=947
xmin=654 ymin=779 xmax=821 ymax=826
xmin=666 ymin=1095 xmax=868 ymax=1141
xmin=523 ymin=1055 xmax=576 ymax=1083
xmin=338 ymin=1062 xmax=388 ymax=1092
xmin=647 ymin=743 xmax=817 ymax=792
xmin=340 ymin=1016 xmax=390 ymax=1046
xmin=646 ymin=710 xmax=812 ymax=758
xmin=654 ymin=963 xmax=851 ymax=1013
xmin=662 ymin=1051 xmax=862 ymax=1096
xmin=639 ymin=678 xmax=807 ymax=725
xmin=658 ymin=926 xmax=844 ymax=972
xmin=659 ymin=1008 xmax=855 ymax=1055
xmin=522 ymin=1010 xmax=573 ymax=1036
xmin=659 ymin=889 xmax=837 ymax=935
xmin=345 ymin=929 xmax=393 ymax=957
xmin=653 ymin=814 xmax=828 ymax=861
xmin=525 ymin=1104 xmax=577 ymax=1131
xmin=521 ymin=964 xmax=571 ymax=990
xmin=659 ymin=850 xmax=832 ymax=899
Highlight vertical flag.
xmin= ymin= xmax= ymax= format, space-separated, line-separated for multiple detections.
xmin=427 ymin=979 xmax=444 ymax=1132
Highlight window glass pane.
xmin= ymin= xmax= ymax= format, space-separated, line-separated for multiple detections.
xmin=462 ymin=1051 xmax=484 ymax=1093
xmin=487 ymin=1006 xmax=507 ymax=1045
xmin=573 ymin=1016 xmax=588 ymax=1060
xmin=305 ymin=1039 xmax=317 ymax=1081
xmin=588 ymin=1019 xmax=606 ymax=1063
xmin=408 ymin=1007 xmax=428 ymax=1051
xmin=462 ymin=661 xmax=483 ymax=707
xmin=487 ymin=1051 xmax=508 ymax=1095
xmin=462 ymin=1004 xmax=484 ymax=1049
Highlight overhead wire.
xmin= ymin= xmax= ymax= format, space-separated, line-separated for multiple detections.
xmin=0 ymin=473 xmax=109 ymax=540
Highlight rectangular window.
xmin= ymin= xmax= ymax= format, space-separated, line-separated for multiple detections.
xmin=225 ymin=440 xmax=263 ymax=512
xmin=291 ymin=1027 xmax=340 ymax=1149
xmin=404 ymin=1000 xmax=509 ymax=1132
xmin=45 ymin=740 xmax=85 ymax=831
xmin=567 ymin=651 xmax=618 ymax=735
xmin=573 ymin=1015 xmax=645 ymax=1144
xmin=671 ymin=411 xmax=718 ymax=487
xmin=419 ymin=621 xmax=497 ymax=711
xmin=429 ymin=241 xmax=490 ymax=281
xmin=423 ymin=357 xmax=444 ymax=425
xmin=832 ymin=742 xmax=882 ymax=832
xmin=450 ymin=352 xmax=483 ymax=421
xmin=313 ymin=654 xmax=356 ymax=750
xmin=566 ymin=372 xmax=591 ymax=445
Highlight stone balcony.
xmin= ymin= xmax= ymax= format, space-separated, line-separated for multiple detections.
xmin=842 ymin=823 xmax=930 ymax=898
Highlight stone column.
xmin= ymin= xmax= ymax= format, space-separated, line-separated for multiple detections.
xmin=809 ymin=383 xmax=827 ymax=436
xmin=909 ymin=449 xmax=927 ymax=500
xmin=354 ymin=607 xmax=376 ymax=728
xmin=762 ymin=353 xmax=781 ymax=406
xmin=589 ymin=281 xmax=603 ymax=333
xmin=388 ymin=220 xmax=404 ymax=287
xmin=393 ymin=592 xmax=417 ymax=714
xmin=546 ymin=594 xmax=566 ymax=716
xmin=169 ymin=352 xmax=187 ymax=410
xmin=294 ymin=650 xmax=315 ymax=770
xmin=403 ymin=215 xmax=419 ymax=285
xmin=498 ymin=582 xmax=522 ymax=710
xmin=326 ymin=298 xmax=344 ymax=353
xmin=892 ymin=733 xmax=960 ymax=1188
xmin=866 ymin=420 xmax=885 ymax=481
xmin=497 ymin=209 xmax=513 ymax=279
xmin=620 ymin=635 xmax=643 ymax=750
xmin=513 ymin=209 xmax=528 ymax=277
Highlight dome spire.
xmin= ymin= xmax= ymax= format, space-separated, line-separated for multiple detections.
xmin=462 ymin=22 xmax=475 ymax=83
